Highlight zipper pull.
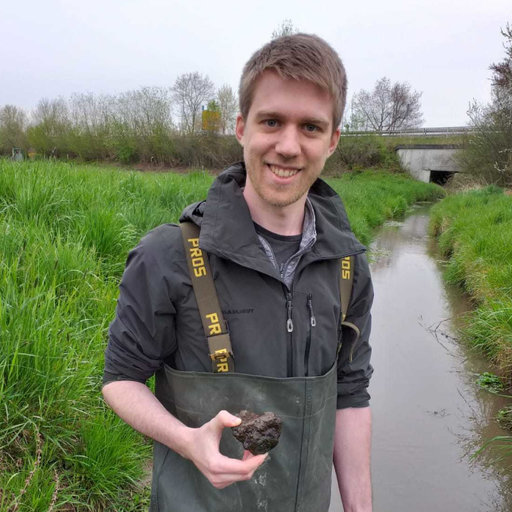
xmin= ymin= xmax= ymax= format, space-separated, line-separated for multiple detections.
xmin=286 ymin=293 xmax=294 ymax=333
xmin=307 ymin=294 xmax=316 ymax=327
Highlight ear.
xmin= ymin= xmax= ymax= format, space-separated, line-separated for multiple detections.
xmin=235 ymin=114 xmax=245 ymax=146
xmin=328 ymin=127 xmax=341 ymax=156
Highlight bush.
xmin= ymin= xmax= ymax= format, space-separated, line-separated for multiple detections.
xmin=169 ymin=134 xmax=242 ymax=169
xmin=336 ymin=135 xmax=382 ymax=168
xmin=324 ymin=135 xmax=401 ymax=175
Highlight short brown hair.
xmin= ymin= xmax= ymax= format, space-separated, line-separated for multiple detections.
xmin=239 ymin=33 xmax=347 ymax=130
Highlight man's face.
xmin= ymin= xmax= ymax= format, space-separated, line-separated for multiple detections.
xmin=236 ymin=70 xmax=340 ymax=211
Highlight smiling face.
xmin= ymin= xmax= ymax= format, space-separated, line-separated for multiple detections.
xmin=236 ymin=71 xmax=340 ymax=216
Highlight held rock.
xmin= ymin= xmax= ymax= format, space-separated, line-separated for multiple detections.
xmin=231 ymin=410 xmax=282 ymax=455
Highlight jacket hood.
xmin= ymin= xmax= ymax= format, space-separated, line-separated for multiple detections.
xmin=179 ymin=162 xmax=365 ymax=275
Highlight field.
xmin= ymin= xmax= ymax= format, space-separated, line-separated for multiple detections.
xmin=0 ymin=159 xmax=442 ymax=510
xmin=429 ymin=187 xmax=512 ymax=376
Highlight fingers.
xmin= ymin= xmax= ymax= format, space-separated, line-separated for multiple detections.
xmin=242 ymin=449 xmax=266 ymax=462
xmin=186 ymin=411 xmax=269 ymax=489
xmin=205 ymin=452 xmax=268 ymax=489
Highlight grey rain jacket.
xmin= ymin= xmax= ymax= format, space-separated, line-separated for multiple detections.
xmin=104 ymin=162 xmax=373 ymax=408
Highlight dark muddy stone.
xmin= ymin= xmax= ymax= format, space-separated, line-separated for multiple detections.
xmin=231 ymin=410 xmax=282 ymax=455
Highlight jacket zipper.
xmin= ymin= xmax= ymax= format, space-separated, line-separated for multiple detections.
xmin=304 ymin=294 xmax=316 ymax=376
xmin=285 ymin=290 xmax=294 ymax=376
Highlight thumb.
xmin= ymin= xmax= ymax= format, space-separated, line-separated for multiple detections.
xmin=213 ymin=410 xmax=242 ymax=429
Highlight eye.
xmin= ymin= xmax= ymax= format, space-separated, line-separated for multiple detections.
xmin=264 ymin=119 xmax=278 ymax=128
xmin=304 ymin=123 xmax=319 ymax=133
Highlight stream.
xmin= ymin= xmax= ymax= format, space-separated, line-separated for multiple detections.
xmin=329 ymin=205 xmax=512 ymax=512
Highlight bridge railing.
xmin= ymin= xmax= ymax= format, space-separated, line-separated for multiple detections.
xmin=339 ymin=126 xmax=475 ymax=137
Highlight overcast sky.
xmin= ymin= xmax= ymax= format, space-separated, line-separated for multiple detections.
xmin=1 ymin=0 xmax=510 ymax=127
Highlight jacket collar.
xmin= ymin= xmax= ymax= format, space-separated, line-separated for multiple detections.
xmin=180 ymin=162 xmax=365 ymax=276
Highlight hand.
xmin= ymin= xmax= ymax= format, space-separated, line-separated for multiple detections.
xmin=183 ymin=410 xmax=268 ymax=489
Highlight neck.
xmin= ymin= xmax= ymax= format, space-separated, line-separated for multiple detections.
xmin=243 ymin=187 xmax=306 ymax=236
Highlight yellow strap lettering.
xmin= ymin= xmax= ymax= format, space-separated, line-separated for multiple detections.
xmin=206 ymin=313 xmax=221 ymax=335
xmin=341 ymin=256 xmax=351 ymax=279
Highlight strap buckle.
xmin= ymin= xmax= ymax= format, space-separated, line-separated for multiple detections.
xmin=208 ymin=333 xmax=234 ymax=373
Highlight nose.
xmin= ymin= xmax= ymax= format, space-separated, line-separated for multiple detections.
xmin=275 ymin=125 xmax=301 ymax=159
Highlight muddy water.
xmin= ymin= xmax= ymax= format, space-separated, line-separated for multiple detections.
xmin=329 ymin=205 xmax=512 ymax=512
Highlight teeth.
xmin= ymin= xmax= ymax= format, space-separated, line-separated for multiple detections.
xmin=269 ymin=165 xmax=299 ymax=178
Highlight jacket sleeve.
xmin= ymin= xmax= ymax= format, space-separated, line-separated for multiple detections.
xmin=336 ymin=252 xmax=374 ymax=409
xmin=103 ymin=227 xmax=178 ymax=385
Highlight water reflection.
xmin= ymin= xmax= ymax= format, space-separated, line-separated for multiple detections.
xmin=330 ymin=206 xmax=512 ymax=512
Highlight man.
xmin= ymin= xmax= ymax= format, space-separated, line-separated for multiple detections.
xmin=103 ymin=33 xmax=373 ymax=512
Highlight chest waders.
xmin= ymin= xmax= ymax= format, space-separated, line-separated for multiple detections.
xmin=149 ymin=223 xmax=357 ymax=512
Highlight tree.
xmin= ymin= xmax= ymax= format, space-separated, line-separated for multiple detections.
xmin=0 ymin=105 xmax=27 ymax=154
xmin=114 ymin=87 xmax=173 ymax=135
xmin=172 ymin=72 xmax=215 ymax=135
xmin=460 ymin=24 xmax=512 ymax=186
xmin=67 ymin=92 xmax=114 ymax=159
xmin=350 ymin=77 xmax=423 ymax=132
xmin=490 ymin=24 xmax=512 ymax=92
xmin=271 ymin=19 xmax=298 ymax=39
xmin=27 ymin=98 xmax=70 ymax=156
xmin=216 ymin=84 xmax=238 ymax=134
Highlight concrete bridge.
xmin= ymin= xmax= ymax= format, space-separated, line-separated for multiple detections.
xmin=395 ymin=144 xmax=462 ymax=184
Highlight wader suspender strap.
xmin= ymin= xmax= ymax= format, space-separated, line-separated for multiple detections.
xmin=180 ymin=222 xmax=235 ymax=373
xmin=340 ymin=255 xmax=361 ymax=361
xmin=180 ymin=221 xmax=358 ymax=371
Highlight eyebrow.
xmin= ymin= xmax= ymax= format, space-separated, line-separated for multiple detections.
xmin=254 ymin=110 xmax=330 ymax=129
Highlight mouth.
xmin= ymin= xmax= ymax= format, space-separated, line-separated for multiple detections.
xmin=267 ymin=164 xmax=300 ymax=178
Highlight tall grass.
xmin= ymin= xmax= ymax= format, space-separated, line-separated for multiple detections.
xmin=0 ymin=159 xmax=442 ymax=510
xmin=327 ymin=170 xmax=443 ymax=245
xmin=429 ymin=186 xmax=512 ymax=372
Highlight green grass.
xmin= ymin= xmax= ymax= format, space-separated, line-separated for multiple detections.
xmin=0 ymin=159 xmax=442 ymax=510
xmin=429 ymin=187 xmax=512 ymax=374
xmin=327 ymin=170 xmax=443 ymax=246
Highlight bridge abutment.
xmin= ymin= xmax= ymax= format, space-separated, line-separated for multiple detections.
xmin=395 ymin=144 xmax=462 ymax=184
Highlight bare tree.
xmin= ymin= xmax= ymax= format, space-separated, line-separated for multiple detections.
xmin=351 ymin=77 xmax=423 ymax=132
xmin=271 ymin=19 xmax=298 ymax=39
xmin=490 ymin=23 xmax=512 ymax=93
xmin=28 ymin=98 xmax=70 ymax=155
xmin=114 ymin=87 xmax=173 ymax=135
xmin=0 ymin=105 xmax=28 ymax=152
xmin=32 ymin=97 xmax=69 ymax=129
xmin=272 ymin=18 xmax=298 ymax=39
xmin=460 ymin=24 xmax=512 ymax=186
xmin=217 ymin=84 xmax=238 ymax=134
xmin=172 ymin=72 xmax=215 ymax=134
xmin=69 ymin=92 xmax=114 ymax=133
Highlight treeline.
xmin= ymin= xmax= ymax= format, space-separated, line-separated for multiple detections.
xmin=0 ymin=85 xmax=244 ymax=168
xmin=5 ymin=81 xmax=469 ymax=172
xmin=0 ymin=92 xmax=406 ymax=172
